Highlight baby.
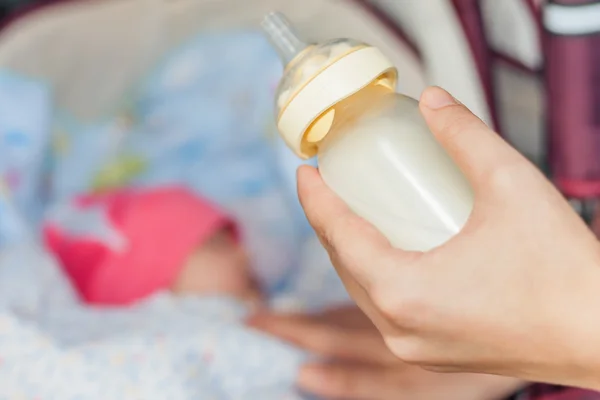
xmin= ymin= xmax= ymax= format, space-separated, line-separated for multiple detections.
xmin=43 ymin=186 xmax=262 ymax=306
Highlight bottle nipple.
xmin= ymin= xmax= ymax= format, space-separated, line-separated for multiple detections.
xmin=261 ymin=12 xmax=309 ymax=65
xmin=261 ymin=11 xmax=397 ymax=159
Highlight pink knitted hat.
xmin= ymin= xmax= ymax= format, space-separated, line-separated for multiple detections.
xmin=43 ymin=186 xmax=237 ymax=305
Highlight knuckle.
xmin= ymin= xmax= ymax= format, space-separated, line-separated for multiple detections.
xmin=317 ymin=216 xmax=361 ymax=265
xmin=315 ymin=229 xmax=334 ymax=252
xmin=384 ymin=336 xmax=427 ymax=365
xmin=304 ymin=204 xmax=332 ymax=237
xmin=372 ymin=280 xmax=428 ymax=330
xmin=372 ymin=293 xmax=403 ymax=323
xmin=373 ymin=293 xmax=422 ymax=330
xmin=482 ymin=160 xmax=525 ymax=194
xmin=315 ymin=216 xmax=346 ymax=251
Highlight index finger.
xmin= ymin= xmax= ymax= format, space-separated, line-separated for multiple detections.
xmin=297 ymin=165 xmax=419 ymax=292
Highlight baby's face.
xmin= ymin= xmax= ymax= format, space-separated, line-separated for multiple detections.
xmin=172 ymin=230 xmax=262 ymax=304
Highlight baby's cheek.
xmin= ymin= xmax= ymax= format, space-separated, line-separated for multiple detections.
xmin=206 ymin=257 xmax=251 ymax=291
xmin=173 ymin=248 xmax=254 ymax=297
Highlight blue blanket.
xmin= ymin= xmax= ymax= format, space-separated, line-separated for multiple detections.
xmin=0 ymin=30 xmax=348 ymax=400
xmin=1 ymin=31 xmax=316 ymax=291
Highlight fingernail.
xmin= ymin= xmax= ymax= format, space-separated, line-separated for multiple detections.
xmin=420 ymin=86 xmax=458 ymax=110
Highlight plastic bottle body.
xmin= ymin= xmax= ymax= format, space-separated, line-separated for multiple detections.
xmin=261 ymin=12 xmax=474 ymax=251
xmin=317 ymin=85 xmax=474 ymax=251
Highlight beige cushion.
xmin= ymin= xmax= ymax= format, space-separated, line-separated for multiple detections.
xmin=0 ymin=0 xmax=427 ymax=120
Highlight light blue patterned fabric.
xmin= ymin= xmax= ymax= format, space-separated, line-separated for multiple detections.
xmin=0 ymin=242 xmax=344 ymax=399
xmin=0 ymin=72 xmax=52 ymax=232
xmin=0 ymin=31 xmax=350 ymax=399
xmin=48 ymin=31 xmax=312 ymax=291
xmin=0 ymin=72 xmax=49 ymax=247
xmin=0 ymin=179 xmax=30 ymax=248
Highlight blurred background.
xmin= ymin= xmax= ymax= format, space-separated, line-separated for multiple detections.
xmin=1 ymin=0 xmax=597 ymax=223
xmin=0 ymin=0 xmax=597 ymax=398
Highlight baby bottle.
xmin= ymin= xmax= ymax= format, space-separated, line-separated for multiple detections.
xmin=261 ymin=12 xmax=474 ymax=251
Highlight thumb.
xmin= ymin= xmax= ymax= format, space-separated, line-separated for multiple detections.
xmin=419 ymin=86 xmax=524 ymax=187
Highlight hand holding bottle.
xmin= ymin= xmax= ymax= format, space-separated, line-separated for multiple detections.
xmin=298 ymin=86 xmax=600 ymax=390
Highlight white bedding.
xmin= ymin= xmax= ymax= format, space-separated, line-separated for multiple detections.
xmin=0 ymin=235 xmax=345 ymax=399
